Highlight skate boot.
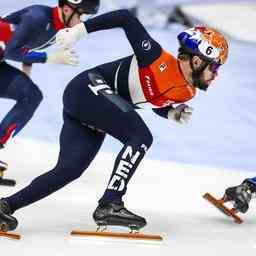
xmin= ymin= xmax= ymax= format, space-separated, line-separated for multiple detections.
xmin=0 ymin=199 xmax=18 ymax=231
xmin=224 ymin=179 xmax=256 ymax=213
xmin=0 ymin=160 xmax=16 ymax=186
xmin=93 ymin=201 xmax=147 ymax=232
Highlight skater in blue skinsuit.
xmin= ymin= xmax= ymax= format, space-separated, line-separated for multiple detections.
xmin=0 ymin=0 xmax=99 ymax=185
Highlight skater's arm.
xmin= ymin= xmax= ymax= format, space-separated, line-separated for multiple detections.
xmin=153 ymin=104 xmax=193 ymax=124
xmin=4 ymin=13 xmax=47 ymax=64
xmin=5 ymin=15 xmax=78 ymax=66
xmin=84 ymin=9 xmax=162 ymax=67
xmin=152 ymin=106 xmax=174 ymax=119
xmin=56 ymin=9 xmax=162 ymax=67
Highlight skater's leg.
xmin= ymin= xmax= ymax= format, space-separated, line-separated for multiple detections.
xmin=0 ymin=62 xmax=43 ymax=145
xmin=4 ymin=111 xmax=105 ymax=212
xmin=98 ymin=122 xmax=153 ymax=205
xmin=92 ymin=113 xmax=152 ymax=229
xmin=63 ymin=71 xmax=152 ymax=228
xmin=64 ymin=70 xmax=153 ymax=205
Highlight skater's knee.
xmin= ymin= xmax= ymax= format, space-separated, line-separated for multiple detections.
xmin=121 ymin=119 xmax=153 ymax=148
xmin=33 ymin=85 xmax=43 ymax=103
xmin=27 ymin=84 xmax=43 ymax=106
xmin=143 ymin=129 xmax=153 ymax=148
xmin=14 ymin=76 xmax=43 ymax=105
xmin=130 ymin=126 xmax=153 ymax=149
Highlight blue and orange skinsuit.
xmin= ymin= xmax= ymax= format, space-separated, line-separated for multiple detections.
xmin=3 ymin=10 xmax=199 ymax=213
xmin=83 ymin=10 xmax=196 ymax=111
xmin=0 ymin=5 xmax=64 ymax=146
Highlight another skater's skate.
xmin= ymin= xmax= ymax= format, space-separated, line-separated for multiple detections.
xmin=203 ymin=192 xmax=243 ymax=224
xmin=71 ymin=201 xmax=163 ymax=241
xmin=0 ymin=161 xmax=16 ymax=187
xmin=203 ymin=179 xmax=256 ymax=224
xmin=0 ymin=199 xmax=20 ymax=239
xmin=223 ymin=179 xmax=256 ymax=213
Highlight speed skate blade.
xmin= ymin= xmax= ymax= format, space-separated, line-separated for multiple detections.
xmin=203 ymin=193 xmax=243 ymax=224
xmin=71 ymin=230 xmax=163 ymax=241
xmin=0 ymin=231 xmax=21 ymax=240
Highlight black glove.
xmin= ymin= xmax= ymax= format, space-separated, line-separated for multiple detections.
xmin=224 ymin=179 xmax=256 ymax=213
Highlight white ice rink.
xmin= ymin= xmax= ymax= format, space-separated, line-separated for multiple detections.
xmin=0 ymin=138 xmax=256 ymax=255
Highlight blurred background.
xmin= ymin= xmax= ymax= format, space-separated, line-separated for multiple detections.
xmin=1 ymin=1 xmax=256 ymax=255
xmin=1 ymin=0 xmax=256 ymax=172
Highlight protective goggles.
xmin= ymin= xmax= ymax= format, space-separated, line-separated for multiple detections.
xmin=209 ymin=62 xmax=221 ymax=74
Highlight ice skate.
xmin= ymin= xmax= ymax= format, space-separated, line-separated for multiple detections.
xmin=203 ymin=179 xmax=256 ymax=224
xmin=224 ymin=179 xmax=256 ymax=213
xmin=0 ymin=161 xmax=16 ymax=187
xmin=71 ymin=202 xmax=163 ymax=241
xmin=203 ymin=192 xmax=243 ymax=224
xmin=0 ymin=199 xmax=20 ymax=240
xmin=93 ymin=201 xmax=147 ymax=231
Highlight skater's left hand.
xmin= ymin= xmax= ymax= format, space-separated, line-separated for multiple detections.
xmin=167 ymin=104 xmax=193 ymax=124
xmin=46 ymin=48 xmax=79 ymax=66
xmin=56 ymin=23 xmax=87 ymax=49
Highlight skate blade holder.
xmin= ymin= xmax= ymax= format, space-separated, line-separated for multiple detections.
xmin=203 ymin=193 xmax=243 ymax=224
xmin=70 ymin=230 xmax=163 ymax=242
xmin=0 ymin=231 xmax=21 ymax=240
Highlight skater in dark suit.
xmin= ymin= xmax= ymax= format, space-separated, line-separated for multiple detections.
xmin=0 ymin=9 xmax=228 ymax=232
xmin=0 ymin=0 xmax=99 ymax=185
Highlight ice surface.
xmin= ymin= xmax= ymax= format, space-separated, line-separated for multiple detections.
xmin=0 ymin=138 xmax=255 ymax=255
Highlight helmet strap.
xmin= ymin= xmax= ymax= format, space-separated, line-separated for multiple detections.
xmin=61 ymin=4 xmax=81 ymax=27
xmin=61 ymin=8 xmax=68 ymax=27
xmin=190 ymin=57 xmax=209 ymax=91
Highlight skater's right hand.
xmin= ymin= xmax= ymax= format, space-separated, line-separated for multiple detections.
xmin=56 ymin=23 xmax=87 ymax=49
xmin=167 ymin=104 xmax=193 ymax=125
xmin=46 ymin=48 xmax=79 ymax=66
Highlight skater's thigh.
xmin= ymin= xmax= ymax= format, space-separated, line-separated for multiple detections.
xmin=0 ymin=62 xmax=34 ymax=98
xmin=57 ymin=111 xmax=105 ymax=169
